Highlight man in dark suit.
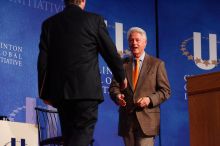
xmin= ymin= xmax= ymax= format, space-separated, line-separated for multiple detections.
xmin=109 ymin=27 xmax=171 ymax=146
xmin=37 ymin=0 xmax=127 ymax=146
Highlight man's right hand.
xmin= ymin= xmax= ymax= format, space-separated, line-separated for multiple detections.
xmin=116 ymin=94 xmax=126 ymax=107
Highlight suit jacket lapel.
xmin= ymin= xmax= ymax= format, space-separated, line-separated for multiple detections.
xmin=135 ymin=54 xmax=151 ymax=94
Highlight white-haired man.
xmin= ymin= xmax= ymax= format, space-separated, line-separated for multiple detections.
xmin=109 ymin=27 xmax=171 ymax=146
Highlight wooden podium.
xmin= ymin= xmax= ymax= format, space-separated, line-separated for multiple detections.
xmin=186 ymin=72 xmax=220 ymax=146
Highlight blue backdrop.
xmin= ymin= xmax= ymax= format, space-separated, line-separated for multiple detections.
xmin=1 ymin=0 xmax=220 ymax=146
xmin=0 ymin=0 xmax=156 ymax=146
xmin=158 ymin=0 xmax=220 ymax=146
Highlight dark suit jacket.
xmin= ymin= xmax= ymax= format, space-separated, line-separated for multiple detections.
xmin=38 ymin=5 xmax=125 ymax=103
xmin=109 ymin=54 xmax=171 ymax=136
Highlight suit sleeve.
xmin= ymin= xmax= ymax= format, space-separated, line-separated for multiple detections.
xmin=148 ymin=61 xmax=171 ymax=107
xmin=37 ymin=21 xmax=48 ymax=98
xmin=96 ymin=16 xmax=125 ymax=83
xmin=109 ymin=77 xmax=122 ymax=104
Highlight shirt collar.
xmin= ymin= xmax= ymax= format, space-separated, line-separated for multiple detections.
xmin=133 ymin=52 xmax=145 ymax=62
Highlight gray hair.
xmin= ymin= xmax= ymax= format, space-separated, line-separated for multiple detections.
xmin=127 ymin=27 xmax=147 ymax=40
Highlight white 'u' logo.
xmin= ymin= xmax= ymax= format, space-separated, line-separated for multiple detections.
xmin=193 ymin=32 xmax=218 ymax=70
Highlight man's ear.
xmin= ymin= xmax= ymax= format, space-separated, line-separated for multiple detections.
xmin=80 ymin=0 xmax=86 ymax=9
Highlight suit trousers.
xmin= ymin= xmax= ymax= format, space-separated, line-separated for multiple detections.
xmin=122 ymin=113 xmax=155 ymax=146
xmin=58 ymin=100 xmax=99 ymax=146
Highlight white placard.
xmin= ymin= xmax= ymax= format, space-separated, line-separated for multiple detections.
xmin=0 ymin=121 xmax=38 ymax=146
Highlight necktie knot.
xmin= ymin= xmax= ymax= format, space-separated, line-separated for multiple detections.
xmin=134 ymin=59 xmax=138 ymax=64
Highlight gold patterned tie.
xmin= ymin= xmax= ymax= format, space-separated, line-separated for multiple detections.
xmin=133 ymin=59 xmax=140 ymax=89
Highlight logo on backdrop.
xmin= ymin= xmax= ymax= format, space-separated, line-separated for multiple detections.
xmin=105 ymin=21 xmax=131 ymax=57
xmin=0 ymin=42 xmax=23 ymax=67
xmin=8 ymin=0 xmax=64 ymax=13
xmin=5 ymin=138 xmax=26 ymax=146
xmin=8 ymin=106 xmax=26 ymax=121
xmin=8 ymin=97 xmax=46 ymax=123
xmin=100 ymin=22 xmax=130 ymax=94
xmin=100 ymin=66 xmax=112 ymax=94
xmin=183 ymin=74 xmax=193 ymax=100
xmin=180 ymin=32 xmax=219 ymax=70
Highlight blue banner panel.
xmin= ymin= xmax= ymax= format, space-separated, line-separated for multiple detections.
xmin=0 ymin=0 xmax=156 ymax=146
xmin=0 ymin=0 xmax=64 ymax=122
xmin=158 ymin=0 xmax=220 ymax=146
